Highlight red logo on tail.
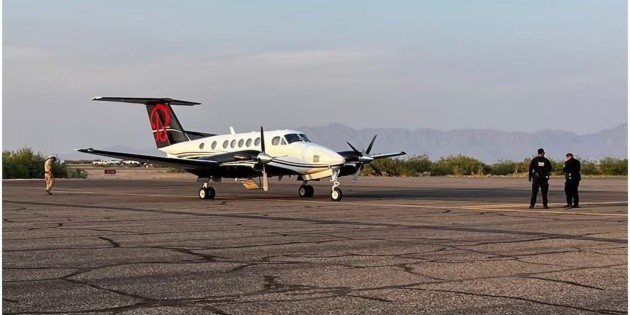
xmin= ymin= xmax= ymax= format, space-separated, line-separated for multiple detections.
xmin=150 ymin=103 xmax=171 ymax=143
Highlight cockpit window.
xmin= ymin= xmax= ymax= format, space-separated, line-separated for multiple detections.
xmin=299 ymin=133 xmax=311 ymax=142
xmin=284 ymin=133 xmax=312 ymax=144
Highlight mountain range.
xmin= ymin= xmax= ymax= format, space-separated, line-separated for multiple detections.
xmin=65 ymin=123 xmax=628 ymax=163
xmin=296 ymin=123 xmax=628 ymax=163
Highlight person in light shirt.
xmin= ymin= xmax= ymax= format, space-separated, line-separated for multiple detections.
xmin=44 ymin=156 xmax=56 ymax=195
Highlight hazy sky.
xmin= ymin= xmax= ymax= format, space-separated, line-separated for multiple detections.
xmin=3 ymin=0 xmax=627 ymax=155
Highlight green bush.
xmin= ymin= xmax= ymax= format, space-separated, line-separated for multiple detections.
xmin=578 ymin=159 xmax=600 ymax=176
xmin=402 ymin=155 xmax=432 ymax=176
xmin=598 ymin=157 xmax=628 ymax=176
xmin=431 ymin=155 xmax=488 ymax=176
xmin=490 ymin=160 xmax=520 ymax=176
xmin=3 ymin=148 xmax=69 ymax=179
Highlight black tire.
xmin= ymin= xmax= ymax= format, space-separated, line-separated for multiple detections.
xmin=298 ymin=185 xmax=308 ymax=197
xmin=305 ymin=185 xmax=315 ymax=197
xmin=331 ymin=187 xmax=342 ymax=201
xmin=207 ymin=187 xmax=216 ymax=199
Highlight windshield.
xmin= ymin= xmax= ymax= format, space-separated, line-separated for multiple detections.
xmin=299 ymin=133 xmax=311 ymax=142
xmin=284 ymin=133 xmax=312 ymax=144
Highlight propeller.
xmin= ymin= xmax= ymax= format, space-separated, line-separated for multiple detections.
xmin=347 ymin=135 xmax=383 ymax=183
xmin=257 ymin=126 xmax=272 ymax=191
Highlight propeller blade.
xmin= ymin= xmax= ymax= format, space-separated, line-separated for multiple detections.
xmin=366 ymin=135 xmax=377 ymax=154
xmin=262 ymin=165 xmax=269 ymax=192
xmin=260 ymin=126 xmax=266 ymax=153
xmin=368 ymin=163 xmax=382 ymax=176
xmin=352 ymin=164 xmax=364 ymax=183
xmin=346 ymin=142 xmax=362 ymax=154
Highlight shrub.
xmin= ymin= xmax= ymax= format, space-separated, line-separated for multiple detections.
xmin=431 ymin=155 xmax=488 ymax=176
xmin=3 ymin=148 xmax=69 ymax=179
xmin=598 ymin=157 xmax=628 ymax=176
xmin=490 ymin=160 xmax=520 ymax=176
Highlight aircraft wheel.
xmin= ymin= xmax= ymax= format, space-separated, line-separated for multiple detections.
xmin=305 ymin=185 xmax=314 ymax=197
xmin=207 ymin=187 xmax=216 ymax=199
xmin=199 ymin=187 xmax=208 ymax=199
xmin=298 ymin=185 xmax=308 ymax=197
xmin=331 ymin=188 xmax=342 ymax=201
xmin=199 ymin=186 xmax=216 ymax=200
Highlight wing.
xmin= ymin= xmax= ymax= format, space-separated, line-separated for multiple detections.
xmin=338 ymin=150 xmax=407 ymax=162
xmin=76 ymin=148 xmax=219 ymax=169
xmin=371 ymin=151 xmax=407 ymax=160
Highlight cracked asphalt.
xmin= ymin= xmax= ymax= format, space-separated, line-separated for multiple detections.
xmin=3 ymin=177 xmax=627 ymax=314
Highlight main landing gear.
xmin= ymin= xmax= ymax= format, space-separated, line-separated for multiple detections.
xmin=298 ymin=182 xmax=314 ymax=197
xmin=198 ymin=183 xmax=216 ymax=200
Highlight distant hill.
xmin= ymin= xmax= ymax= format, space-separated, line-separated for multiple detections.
xmin=295 ymin=123 xmax=628 ymax=163
xmin=63 ymin=124 xmax=628 ymax=163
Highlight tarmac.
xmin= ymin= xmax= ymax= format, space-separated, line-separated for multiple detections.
xmin=2 ymin=176 xmax=628 ymax=314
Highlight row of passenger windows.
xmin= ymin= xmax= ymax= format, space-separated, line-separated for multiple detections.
xmin=199 ymin=133 xmax=311 ymax=150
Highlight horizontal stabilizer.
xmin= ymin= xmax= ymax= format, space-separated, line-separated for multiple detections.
xmin=92 ymin=97 xmax=200 ymax=106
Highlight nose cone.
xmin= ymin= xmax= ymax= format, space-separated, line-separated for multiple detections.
xmin=306 ymin=144 xmax=346 ymax=166
xmin=327 ymin=151 xmax=346 ymax=166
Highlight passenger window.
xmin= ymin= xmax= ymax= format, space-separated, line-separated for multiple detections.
xmin=254 ymin=137 xmax=261 ymax=147
xmin=238 ymin=139 xmax=244 ymax=148
xmin=246 ymin=139 xmax=252 ymax=147
xmin=223 ymin=140 xmax=229 ymax=149
xmin=199 ymin=143 xmax=205 ymax=149
xmin=211 ymin=141 xmax=217 ymax=149
xmin=272 ymin=136 xmax=281 ymax=145
xmin=230 ymin=139 xmax=236 ymax=148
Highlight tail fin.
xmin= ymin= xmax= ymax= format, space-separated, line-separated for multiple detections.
xmin=93 ymin=97 xmax=200 ymax=148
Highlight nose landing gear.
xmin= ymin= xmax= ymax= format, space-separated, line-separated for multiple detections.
xmin=330 ymin=168 xmax=342 ymax=201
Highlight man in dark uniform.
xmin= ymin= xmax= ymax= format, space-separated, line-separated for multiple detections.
xmin=528 ymin=148 xmax=552 ymax=209
xmin=562 ymin=153 xmax=581 ymax=209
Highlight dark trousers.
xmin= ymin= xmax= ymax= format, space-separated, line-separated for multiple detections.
xmin=564 ymin=181 xmax=579 ymax=206
xmin=531 ymin=180 xmax=549 ymax=207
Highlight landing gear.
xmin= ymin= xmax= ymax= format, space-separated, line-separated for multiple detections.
xmin=330 ymin=168 xmax=342 ymax=201
xmin=198 ymin=183 xmax=216 ymax=200
xmin=298 ymin=184 xmax=314 ymax=197
xmin=331 ymin=187 xmax=342 ymax=201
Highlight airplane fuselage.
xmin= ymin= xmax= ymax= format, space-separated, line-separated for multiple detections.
xmin=161 ymin=129 xmax=345 ymax=179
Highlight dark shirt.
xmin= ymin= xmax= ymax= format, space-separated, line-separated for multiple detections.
xmin=563 ymin=158 xmax=581 ymax=182
xmin=529 ymin=156 xmax=552 ymax=182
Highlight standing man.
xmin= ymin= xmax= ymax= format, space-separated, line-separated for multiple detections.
xmin=44 ymin=156 xmax=56 ymax=195
xmin=563 ymin=153 xmax=581 ymax=209
xmin=528 ymin=148 xmax=552 ymax=209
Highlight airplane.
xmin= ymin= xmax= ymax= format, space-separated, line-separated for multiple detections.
xmin=77 ymin=97 xmax=406 ymax=201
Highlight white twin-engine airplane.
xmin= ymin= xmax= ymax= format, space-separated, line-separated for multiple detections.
xmin=78 ymin=97 xmax=406 ymax=201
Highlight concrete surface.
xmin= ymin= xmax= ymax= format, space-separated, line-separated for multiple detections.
xmin=3 ymin=176 xmax=627 ymax=314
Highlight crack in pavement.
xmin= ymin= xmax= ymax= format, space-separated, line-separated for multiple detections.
xmin=5 ymin=200 xmax=626 ymax=244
